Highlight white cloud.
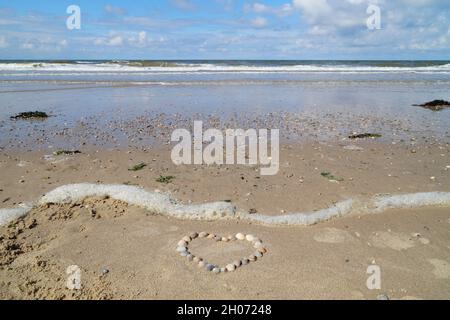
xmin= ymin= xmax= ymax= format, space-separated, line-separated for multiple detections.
xmin=251 ymin=16 xmax=268 ymax=28
xmin=170 ymin=0 xmax=195 ymax=10
xmin=245 ymin=2 xmax=294 ymax=17
xmin=21 ymin=42 xmax=34 ymax=50
xmin=95 ymin=34 xmax=124 ymax=46
xmin=105 ymin=5 xmax=127 ymax=15
xmin=292 ymin=0 xmax=332 ymax=20
xmin=0 ymin=36 xmax=8 ymax=48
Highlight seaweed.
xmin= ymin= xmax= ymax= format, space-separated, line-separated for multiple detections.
xmin=348 ymin=133 xmax=382 ymax=139
xmin=414 ymin=100 xmax=450 ymax=111
xmin=156 ymin=175 xmax=175 ymax=184
xmin=321 ymin=172 xmax=344 ymax=182
xmin=53 ymin=150 xmax=81 ymax=156
xmin=10 ymin=111 xmax=49 ymax=120
xmin=128 ymin=163 xmax=147 ymax=171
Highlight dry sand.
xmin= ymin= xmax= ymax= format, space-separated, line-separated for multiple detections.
xmin=0 ymin=141 xmax=449 ymax=299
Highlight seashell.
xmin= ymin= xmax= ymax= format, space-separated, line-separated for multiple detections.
xmin=187 ymin=254 xmax=194 ymax=261
xmin=213 ymin=268 xmax=221 ymax=274
xmin=241 ymin=258 xmax=250 ymax=266
xmin=220 ymin=267 xmax=227 ymax=273
xmin=246 ymin=234 xmax=255 ymax=242
xmin=249 ymin=255 xmax=257 ymax=262
xmin=176 ymin=246 xmax=188 ymax=253
xmin=226 ymin=264 xmax=236 ymax=272
xmin=236 ymin=233 xmax=245 ymax=240
xmin=221 ymin=237 xmax=229 ymax=242
xmin=206 ymin=264 xmax=215 ymax=272
xmin=189 ymin=232 xmax=199 ymax=239
xmin=258 ymin=248 xmax=267 ymax=254
xmin=199 ymin=232 xmax=208 ymax=238
xmin=254 ymin=251 xmax=263 ymax=258
xmin=180 ymin=251 xmax=189 ymax=257
xmin=254 ymin=241 xmax=264 ymax=249
xmin=177 ymin=240 xmax=188 ymax=247
xmin=207 ymin=234 xmax=216 ymax=239
xmin=198 ymin=261 xmax=207 ymax=268
xmin=182 ymin=236 xmax=191 ymax=243
xmin=233 ymin=260 xmax=242 ymax=268
xmin=214 ymin=236 xmax=222 ymax=242
xmin=193 ymin=257 xmax=201 ymax=263
xmin=228 ymin=235 xmax=237 ymax=241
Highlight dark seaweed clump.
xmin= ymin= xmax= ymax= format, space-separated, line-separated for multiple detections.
xmin=348 ymin=133 xmax=382 ymax=139
xmin=10 ymin=111 xmax=49 ymax=120
xmin=414 ymin=100 xmax=450 ymax=111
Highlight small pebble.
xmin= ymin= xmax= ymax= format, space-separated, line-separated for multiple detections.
xmin=254 ymin=251 xmax=263 ymax=258
xmin=199 ymin=232 xmax=208 ymax=238
xmin=221 ymin=237 xmax=229 ymax=242
xmin=187 ymin=254 xmax=194 ymax=261
xmin=206 ymin=264 xmax=214 ymax=272
xmin=198 ymin=261 xmax=207 ymax=268
xmin=258 ymin=248 xmax=267 ymax=254
xmin=180 ymin=251 xmax=189 ymax=257
xmin=101 ymin=268 xmax=109 ymax=276
xmin=182 ymin=236 xmax=191 ymax=242
xmin=207 ymin=234 xmax=216 ymax=239
xmin=241 ymin=258 xmax=250 ymax=266
xmin=249 ymin=255 xmax=257 ymax=262
xmin=220 ymin=267 xmax=227 ymax=273
xmin=213 ymin=268 xmax=221 ymax=274
xmin=193 ymin=257 xmax=201 ymax=263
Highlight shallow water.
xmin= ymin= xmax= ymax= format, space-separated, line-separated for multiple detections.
xmin=0 ymin=60 xmax=449 ymax=150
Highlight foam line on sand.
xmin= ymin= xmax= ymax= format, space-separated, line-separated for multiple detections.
xmin=0 ymin=184 xmax=449 ymax=227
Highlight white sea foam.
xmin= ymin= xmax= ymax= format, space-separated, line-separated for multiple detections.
xmin=0 ymin=184 xmax=449 ymax=227
xmin=0 ymin=206 xmax=32 ymax=226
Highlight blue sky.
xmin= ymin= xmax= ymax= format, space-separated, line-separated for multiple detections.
xmin=0 ymin=0 xmax=448 ymax=59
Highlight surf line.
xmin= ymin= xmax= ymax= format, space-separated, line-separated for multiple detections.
xmin=0 ymin=183 xmax=450 ymax=227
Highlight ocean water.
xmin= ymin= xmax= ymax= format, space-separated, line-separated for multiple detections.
xmin=0 ymin=60 xmax=449 ymax=149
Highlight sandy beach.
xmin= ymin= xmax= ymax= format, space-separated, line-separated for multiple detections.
xmin=0 ymin=139 xmax=449 ymax=299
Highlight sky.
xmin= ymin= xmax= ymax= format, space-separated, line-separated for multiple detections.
xmin=0 ymin=0 xmax=448 ymax=60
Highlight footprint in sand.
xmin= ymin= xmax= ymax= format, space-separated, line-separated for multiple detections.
xmin=428 ymin=259 xmax=450 ymax=279
xmin=370 ymin=232 xmax=416 ymax=251
xmin=313 ymin=228 xmax=354 ymax=244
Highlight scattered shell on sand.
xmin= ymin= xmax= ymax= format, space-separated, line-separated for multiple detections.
xmin=176 ymin=232 xmax=267 ymax=274
xmin=226 ymin=264 xmax=236 ymax=272
xmin=176 ymin=246 xmax=188 ymax=253
xmin=236 ymin=233 xmax=246 ymax=240
xmin=178 ymin=240 xmax=188 ymax=247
